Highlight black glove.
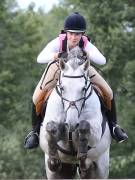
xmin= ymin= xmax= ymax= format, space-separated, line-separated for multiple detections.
xmin=58 ymin=52 xmax=68 ymax=59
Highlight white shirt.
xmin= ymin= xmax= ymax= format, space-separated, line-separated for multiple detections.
xmin=37 ymin=37 xmax=106 ymax=65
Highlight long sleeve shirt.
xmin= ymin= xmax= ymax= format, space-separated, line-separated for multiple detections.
xmin=37 ymin=36 xmax=106 ymax=65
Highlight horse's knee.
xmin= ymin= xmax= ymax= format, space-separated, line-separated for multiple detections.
xmin=46 ymin=121 xmax=58 ymax=135
xmin=46 ymin=121 xmax=59 ymax=156
xmin=78 ymin=120 xmax=90 ymax=134
xmin=77 ymin=121 xmax=90 ymax=158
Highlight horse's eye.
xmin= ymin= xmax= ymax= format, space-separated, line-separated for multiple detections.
xmin=60 ymin=86 xmax=64 ymax=91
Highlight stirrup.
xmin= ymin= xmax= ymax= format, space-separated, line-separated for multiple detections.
xmin=25 ymin=130 xmax=38 ymax=140
xmin=112 ymin=124 xmax=119 ymax=135
xmin=24 ymin=130 xmax=39 ymax=149
xmin=113 ymin=125 xmax=128 ymax=143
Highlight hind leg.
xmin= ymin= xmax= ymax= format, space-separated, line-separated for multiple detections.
xmin=80 ymin=149 xmax=110 ymax=179
xmin=57 ymin=162 xmax=77 ymax=179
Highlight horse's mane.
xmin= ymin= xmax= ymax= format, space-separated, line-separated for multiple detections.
xmin=67 ymin=46 xmax=83 ymax=59
xmin=67 ymin=46 xmax=85 ymax=70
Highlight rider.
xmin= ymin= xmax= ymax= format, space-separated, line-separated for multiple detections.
xmin=24 ymin=12 xmax=128 ymax=149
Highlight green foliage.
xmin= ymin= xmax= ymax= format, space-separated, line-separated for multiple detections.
xmin=0 ymin=0 xmax=135 ymax=178
xmin=0 ymin=0 xmax=70 ymax=178
xmin=110 ymin=150 xmax=135 ymax=178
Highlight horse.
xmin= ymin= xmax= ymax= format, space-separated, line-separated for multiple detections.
xmin=40 ymin=47 xmax=111 ymax=179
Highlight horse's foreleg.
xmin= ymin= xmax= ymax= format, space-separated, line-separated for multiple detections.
xmin=46 ymin=121 xmax=61 ymax=171
xmin=77 ymin=120 xmax=90 ymax=159
xmin=46 ymin=121 xmax=58 ymax=157
xmin=77 ymin=120 xmax=92 ymax=178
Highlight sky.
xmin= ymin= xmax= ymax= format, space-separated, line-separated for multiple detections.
xmin=16 ymin=0 xmax=59 ymax=12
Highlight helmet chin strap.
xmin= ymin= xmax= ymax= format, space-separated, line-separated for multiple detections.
xmin=67 ymin=42 xmax=70 ymax=53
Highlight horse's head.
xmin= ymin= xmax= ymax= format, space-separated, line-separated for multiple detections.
xmin=58 ymin=46 xmax=88 ymax=67
xmin=57 ymin=50 xmax=91 ymax=131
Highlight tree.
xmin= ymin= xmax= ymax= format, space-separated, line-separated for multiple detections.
xmin=0 ymin=1 xmax=48 ymax=178
xmin=0 ymin=0 xmax=135 ymax=178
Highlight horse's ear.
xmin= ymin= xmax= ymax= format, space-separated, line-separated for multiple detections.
xmin=59 ymin=59 xmax=66 ymax=70
xmin=80 ymin=59 xmax=90 ymax=71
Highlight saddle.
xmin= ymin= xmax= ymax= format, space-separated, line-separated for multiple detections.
xmin=92 ymin=84 xmax=111 ymax=110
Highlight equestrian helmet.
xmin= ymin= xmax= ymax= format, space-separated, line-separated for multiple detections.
xmin=64 ymin=12 xmax=86 ymax=33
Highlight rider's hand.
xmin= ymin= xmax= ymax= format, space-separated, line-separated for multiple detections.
xmin=54 ymin=52 xmax=68 ymax=60
xmin=58 ymin=52 xmax=68 ymax=59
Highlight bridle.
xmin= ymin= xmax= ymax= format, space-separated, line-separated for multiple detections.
xmin=55 ymin=72 xmax=93 ymax=118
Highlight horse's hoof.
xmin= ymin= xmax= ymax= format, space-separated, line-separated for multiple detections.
xmin=79 ymin=156 xmax=87 ymax=171
xmin=48 ymin=158 xmax=62 ymax=172
xmin=80 ymin=170 xmax=89 ymax=179
xmin=79 ymin=164 xmax=89 ymax=178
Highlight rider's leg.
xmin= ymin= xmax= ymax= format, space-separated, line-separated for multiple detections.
xmin=107 ymin=98 xmax=128 ymax=143
xmin=24 ymin=62 xmax=60 ymax=149
xmin=24 ymin=78 xmax=48 ymax=149
xmin=24 ymin=102 xmax=43 ymax=149
xmin=89 ymin=66 xmax=128 ymax=143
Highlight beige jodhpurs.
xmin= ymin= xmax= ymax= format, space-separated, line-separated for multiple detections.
xmin=32 ymin=61 xmax=60 ymax=114
xmin=33 ymin=62 xmax=113 ymax=114
xmin=88 ymin=66 xmax=113 ymax=109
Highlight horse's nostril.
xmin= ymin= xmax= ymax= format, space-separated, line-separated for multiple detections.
xmin=70 ymin=101 xmax=75 ymax=106
xmin=75 ymin=123 xmax=79 ymax=129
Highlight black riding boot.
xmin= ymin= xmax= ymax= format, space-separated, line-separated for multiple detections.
xmin=24 ymin=103 xmax=42 ymax=149
xmin=107 ymin=98 xmax=128 ymax=143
